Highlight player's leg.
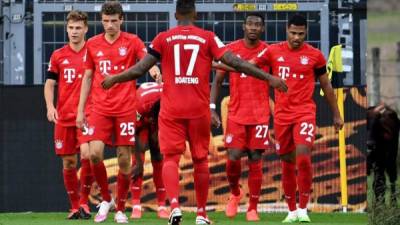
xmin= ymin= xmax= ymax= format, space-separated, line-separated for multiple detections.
xmin=246 ymin=150 xmax=263 ymax=221
xmin=114 ymin=114 xmax=136 ymax=223
xmin=148 ymin=128 xmax=169 ymax=219
xmin=158 ymin=115 xmax=186 ymax=225
xmin=245 ymin=123 xmax=269 ymax=221
xmin=188 ymin=114 xmax=212 ymax=224
xmin=130 ymin=145 xmax=145 ymax=219
xmin=54 ymin=125 xmax=80 ymax=219
xmin=87 ymin=112 xmax=114 ymax=222
xmin=275 ymin=123 xmax=298 ymax=223
xmin=292 ymin=120 xmax=316 ymax=223
xmin=224 ymin=119 xmax=246 ymax=218
xmin=77 ymin=127 xmax=93 ymax=219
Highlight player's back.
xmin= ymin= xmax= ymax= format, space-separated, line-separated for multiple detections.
xmin=136 ymin=82 xmax=162 ymax=116
xmin=150 ymin=25 xmax=227 ymax=119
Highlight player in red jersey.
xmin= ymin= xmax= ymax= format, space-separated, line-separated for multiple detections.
xmin=101 ymin=1 xmax=287 ymax=224
xmin=76 ymin=2 xmax=160 ymax=223
xmin=210 ymin=13 xmax=269 ymax=221
xmin=253 ymin=14 xmax=344 ymax=223
xmin=130 ymin=82 xmax=169 ymax=219
xmin=44 ymin=10 xmax=93 ymax=220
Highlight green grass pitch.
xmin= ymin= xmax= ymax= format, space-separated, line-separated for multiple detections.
xmin=0 ymin=212 xmax=367 ymax=225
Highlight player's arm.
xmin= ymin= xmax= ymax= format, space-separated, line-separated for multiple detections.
xmin=76 ymin=69 xmax=93 ymax=129
xmin=102 ymin=54 xmax=158 ymax=89
xmin=44 ymin=75 xmax=58 ymax=123
xmin=210 ymin=70 xmax=226 ymax=128
xmin=212 ymin=61 xmax=236 ymax=72
xmin=318 ymin=73 xmax=344 ymax=131
xmin=220 ymin=51 xmax=287 ymax=92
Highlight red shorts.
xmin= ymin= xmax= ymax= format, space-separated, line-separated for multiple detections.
xmin=224 ymin=118 xmax=270 ymax=150
xmin=274 ymin=118 xmax=316 ymax=155
xmin=87 ymin=111 xmax=136 ymax=146
xmin=159 ymin=114 xmax=210 ymax=160
xmin=54 ymin=124 xmax=79 ymax=155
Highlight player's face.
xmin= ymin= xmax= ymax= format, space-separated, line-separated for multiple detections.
xmin=101 ymin=14 xmax=123 ymax=36
xmin=243 ymin=16 xmax=264 ymax=41
xmin=287 ymin=24 xmax=306 ymax=49
xmin=67 ymin=20 xmax=88 ymax=45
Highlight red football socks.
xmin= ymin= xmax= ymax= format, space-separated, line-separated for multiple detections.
xmin=116 ymin=171 xmax=130 ymax=211
xmin=193 ymin=158 xmax=209 ymax=217
xmin=162 ymin=154 xmax=181 ymax=209
xmin=152 ymin=160 xmax=166 ymax=206
xmin=282 ymin=160 xmax=297 ymax=211
xmin=63 ymin=168 xmax=80 ymax=210
xmin=226 ymin=159 xmax=242 ymax=196
xmin=248 ymin=160 xmax=262 ymax=211
xmin=297 ymin=154 xmax=312 ymax=209
xmin=91 ymin=161 xmax=111 ymax=202
xmin=79 ymin=159 xmax=93 ymax=206
xmin=131 ymin=153 xmax=144 ymax=205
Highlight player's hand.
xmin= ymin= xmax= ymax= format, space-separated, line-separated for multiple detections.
xmin=211 ymin=109 xmax=221 ymax=128
xmin=76 ymin=111 xmax=86 ymax=130
xmin=149 ymin=66 xmax=162 ymax=83
xmin=268 ymin=76 xmax=288 ymax=92
xmin=46 ymin=106 xmax=58 ymax=123
xmin=333 ymin=114 xmax=344 ymax=132
xmin=101 ymin=75 xmax=116 ymax=90
xmin=132 ymin=163 xmax=144 ymax=181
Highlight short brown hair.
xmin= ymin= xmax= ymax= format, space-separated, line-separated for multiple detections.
xmin=101 ymin=1 xmax=124 ymax=19
xmin=66 ymin=10 xmax=88 ymax=26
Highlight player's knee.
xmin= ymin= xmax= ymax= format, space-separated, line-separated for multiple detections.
xmin=118 ymin=154 xmax=131 ymax=170
xmin=248 ymin=150 xmax=262 ymax=161
xmin=228 ymin=149 xmax=242 ymax=161
xmin=89 ymin=152 xmax=102 ymax=164
xmin=80 ymin=144 xmax=90 ymax=160
xmin=280 ymin=151 xmax=295 ymax=163
xmin=62 ymin=156 xmax=77 ymax=169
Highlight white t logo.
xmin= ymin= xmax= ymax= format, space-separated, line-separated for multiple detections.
xmin=99 ymin=60 xmax=111 ymax=75
xmin=278 ymin=66 xmax=290 ymax=80
xmin=63 ymin=68 xmax=76 ymax=83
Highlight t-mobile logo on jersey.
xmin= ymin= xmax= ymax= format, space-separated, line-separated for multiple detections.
xmin=99 ymin=60 xmax=111 ymax=75
xmin=278 ymin=66 xmax=290 ymax=80
xmin=63 ymin=68 xmax=76 ymax=83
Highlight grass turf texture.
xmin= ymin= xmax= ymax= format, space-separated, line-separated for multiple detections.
xmin=0 ymin=212 xmax=366 ymax=225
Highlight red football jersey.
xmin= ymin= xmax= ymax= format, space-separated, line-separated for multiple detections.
xmin=254 ymin=41 xmax=326 ymax=125
xmin=136 ymin=82 xmax=162 ymax=116
xmin=85 ymin=32 xmax=147 ymax=116
xmin=221 ymin=40 xmax=270 ymax=125
xmin=150 ymin=25 xmax=228 ymax=119
xmin=48 ymin=44 xmax=91 ymax=127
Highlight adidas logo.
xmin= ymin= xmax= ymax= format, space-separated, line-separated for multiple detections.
xmin=96 ymin=51 xmax=104 ymax=57
xmin=62 ymin=59 xmax=70 ymax=64
xmin=277 ymin=56 xmax=285 ymax=62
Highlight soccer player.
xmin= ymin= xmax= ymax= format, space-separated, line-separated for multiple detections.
xmin=210 ymin=13 xmax=269 ymax=221
xmin=253 ymin=14 xmax=344 ymax=222
xmin=76 ymin=1 xmax=160 ymax=223
xmin=101 ymin=0 xmax=287 ymax=224
xmin=44 ymin=10 xmax=93 ymax=220
xmin=130 ymin=82 xmax=169 ymax=219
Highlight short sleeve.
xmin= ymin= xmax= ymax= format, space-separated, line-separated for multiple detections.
xmin=253 ymin=47 xmax=270 ymax=67
xmin=315 ymin=50 xmax=327 ymax=69
xmin=134 ymin=36 xmax=147 ymax=60
xmin=84 ymin=47 xmax=95 ymax=71
xmin=47 ymin=52 xmax=59 ymax=74
xmin=208 ymin=32 xmax=228 ymax=61
xmin=148 ymin=33 xmax=163 ymax=59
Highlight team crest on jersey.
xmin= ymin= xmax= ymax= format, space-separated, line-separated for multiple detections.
xmin=119 ymin=47 xmax=127 ymax=56
xmin=55 ymin=139 xmax=63 ymax=149
xmin=225 ymin=134 xmax=233 ymax=144
xmin=300 ymin=56 xmax=309 ymax=65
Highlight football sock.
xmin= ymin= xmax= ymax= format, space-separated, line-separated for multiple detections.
xmin=152 ymin=160 xmax=167 ymax=206
xmin=297 ymin=154 xmax=312 ymax=209
xmin=116 ymin=171 xmax=130 ymax=211
xmin=193 ymin=158 xmax=209 ymax=217
xmin=282 ymin=160 xmax=297 ymax=211
xmin=248 ymin=160 xmax=262 ymax=211
xmin=226 ymin=158 xmax=242 ymax=196
xmin=162 ymin=154 xmax=181 ymax=209
xmin=63 ymin=168 xmax=80 ymax=210
xmin=79 ymin=159 xmax=93 ymax=206
xmin=91 ymin=161 xmax=111 ymax=202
